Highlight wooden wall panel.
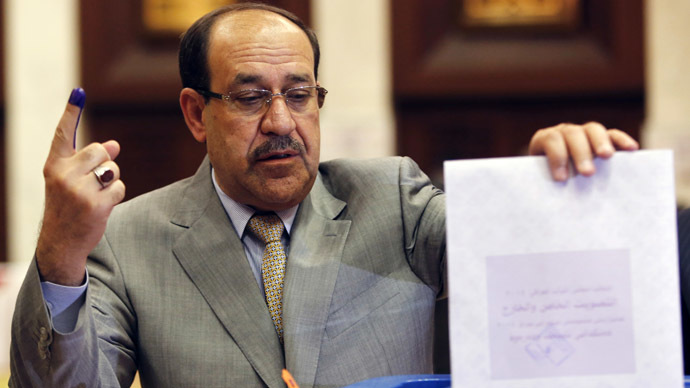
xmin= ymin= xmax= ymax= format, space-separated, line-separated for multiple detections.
xmin=393 ymin=0 xmax=644 ymax=98
xmin=81 ymin=0 xmax=312 ymax=200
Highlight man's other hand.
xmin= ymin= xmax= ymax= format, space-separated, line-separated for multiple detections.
xmin=528 ymin=122 xmax=639 ymax=181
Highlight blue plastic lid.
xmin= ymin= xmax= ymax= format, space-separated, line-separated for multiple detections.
xmin=343 ymin=374 xmax=450 ymax=388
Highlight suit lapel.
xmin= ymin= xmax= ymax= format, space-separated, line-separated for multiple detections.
xmin=283 ymin=175 xmax=350 ymax=388
xmin=170 ymin=159 xmax=285 ymax=388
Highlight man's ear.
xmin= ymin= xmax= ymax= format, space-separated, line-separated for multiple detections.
xmin=180 ymin=88 xmax=207 ymax=143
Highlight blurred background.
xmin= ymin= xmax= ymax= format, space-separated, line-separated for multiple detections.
xmin=1 ymin=0 xmax=689 ymax=385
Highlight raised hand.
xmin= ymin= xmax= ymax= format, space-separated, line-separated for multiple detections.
xmin=36 ymin=88 xmax=125 ymax=286
xmin=528 ymin=122 xmax=640 ymax=181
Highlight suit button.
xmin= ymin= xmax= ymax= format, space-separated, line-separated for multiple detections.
xmin=39 ymin=327 xmax=49 ymax=341
xmin=38 ymin=344 xmax=48 ymax=360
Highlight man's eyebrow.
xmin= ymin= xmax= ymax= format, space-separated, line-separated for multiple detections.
xmin=230 ymin=73 xmax=314 ymax=88
xmin=286 ymin=74 xmax=313 ymax=83
xmin=233 ymin=73 xmax=262 ymax=85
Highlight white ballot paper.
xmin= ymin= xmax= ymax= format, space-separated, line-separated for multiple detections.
xmin=444 ymin=150 xmax=683 ymax=388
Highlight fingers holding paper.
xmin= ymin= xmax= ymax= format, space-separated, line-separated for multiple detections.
xmin=528 ymin=122 xmax=640 ymax=181
xmin=36 ymin=88 xmax=126 ymax=286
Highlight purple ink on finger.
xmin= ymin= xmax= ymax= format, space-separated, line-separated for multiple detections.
xmin=68 ymin=87 xmax=86 ymax=108
xmin=68 ymin=87 xmax=86 ymax=149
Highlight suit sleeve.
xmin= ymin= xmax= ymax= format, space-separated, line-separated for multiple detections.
xmin=398 ymin=157 xmax=446 ymax=297
xmin=10 ymin=239 xmax=137 ymax=387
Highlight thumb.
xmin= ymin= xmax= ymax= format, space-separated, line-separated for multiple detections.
xmin=50 ymin=88 xmax=86 ymax=158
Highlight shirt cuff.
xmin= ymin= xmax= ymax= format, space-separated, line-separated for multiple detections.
xmin=41 ymin=269 xmax=88 ymax=333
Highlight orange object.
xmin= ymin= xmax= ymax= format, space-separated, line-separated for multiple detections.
xmin=282 ymin=369 xmax=300 ymax=388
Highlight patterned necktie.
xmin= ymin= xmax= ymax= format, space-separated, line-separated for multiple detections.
xmin=248 ymin=214 xmax=287 ymax=343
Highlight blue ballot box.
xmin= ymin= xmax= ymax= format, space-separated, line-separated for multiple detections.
xmin=344 ymin=375 xmax=690 ymax=387
xmin=343 ymin=375 xmax=450 ymax=388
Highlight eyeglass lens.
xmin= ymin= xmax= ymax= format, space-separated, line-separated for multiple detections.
xmin=230 ymin=87 xmax=322 ymax=115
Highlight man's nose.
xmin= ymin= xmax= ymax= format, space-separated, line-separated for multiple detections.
xmin=260 ymin=97 xmax=296 ymax=136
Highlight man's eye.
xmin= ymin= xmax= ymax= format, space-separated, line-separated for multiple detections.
xmin=233 ymin=92 xmax=266 ymax=106
xmin=286 ymin=91 xmax=311 ymax=103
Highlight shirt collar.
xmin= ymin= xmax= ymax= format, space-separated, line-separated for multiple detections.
xmin=211 ymin=167 xmax=298 ymax=237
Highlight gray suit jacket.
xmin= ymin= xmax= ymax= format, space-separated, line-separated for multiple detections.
xmin=10 ymin=156 xmax=446 ymax=388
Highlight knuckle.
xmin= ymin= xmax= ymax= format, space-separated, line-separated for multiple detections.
xmin=560 ymin=125 xmax=581 ymax=137
xmin=550 ymin=123 xmax=571 ymax=133
xmin=42 ymin=163 xmax=53 ymax=178
xmin=107 ymin=162 xmax=121 ymax=176
xmin=533 ymin=128 xmax=551 ymax=140
xmin=80 ymin=147 xmax=97 ymax=163
xmin=43 ymin=157 xmax=65 ymax=178
xmin=109 ymin=181 xmax=126 ymax=204
xmin=81 ymin=143 xmax=108 ymax=163
xmin=584 ymin=121 xmax=606 ymax=134
xmin=529 ymin=130 xmax=544 ymax=145
xmin=533 ymin=128 xmax=548 ymax=138
xmin=530 ymin=127 xmax=568 ymax=155
xmin=541 ymin=128 xmax=565 ymax=144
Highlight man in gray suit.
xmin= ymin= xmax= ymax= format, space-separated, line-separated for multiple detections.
xmin=9 ymin=3 xmax=639 ymax=387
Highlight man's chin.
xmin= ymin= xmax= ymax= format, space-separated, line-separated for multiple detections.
xmin=250 ymin=176 xmax=315 ymax=211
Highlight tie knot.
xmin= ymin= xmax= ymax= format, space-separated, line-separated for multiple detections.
xmin=248 ymin=214 xmax=284 ymax=244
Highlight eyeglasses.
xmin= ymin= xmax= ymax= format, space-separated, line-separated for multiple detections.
xmin=195 ymin=85 xmax=328 ymax=116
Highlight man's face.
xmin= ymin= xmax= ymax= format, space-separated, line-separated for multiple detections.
xmin=202 ymin=10 xmax=320 ymax=211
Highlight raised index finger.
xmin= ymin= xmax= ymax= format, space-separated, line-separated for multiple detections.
xmin=50 ymin=88 xmax=86 ymax=158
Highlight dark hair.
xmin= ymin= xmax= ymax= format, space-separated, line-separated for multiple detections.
xmin=179 ymin=2 xmax=320 ymax=93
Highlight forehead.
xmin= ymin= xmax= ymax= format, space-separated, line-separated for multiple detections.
xmin=207 ymin=10 xmax=315 ymax=85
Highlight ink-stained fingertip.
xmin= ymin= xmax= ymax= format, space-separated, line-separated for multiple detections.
xmin=68 ymin=87 xmax=86 ymax=108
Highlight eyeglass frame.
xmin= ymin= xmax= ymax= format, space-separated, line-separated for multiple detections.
xmin=194 ymin=85 xmax=328 ymax=115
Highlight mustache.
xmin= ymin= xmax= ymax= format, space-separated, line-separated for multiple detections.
xmin=250 ymin=136 xmax=305 ymax=160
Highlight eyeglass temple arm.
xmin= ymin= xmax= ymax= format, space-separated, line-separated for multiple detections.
xmin=194 ymin=89 xmax=225 ymax=100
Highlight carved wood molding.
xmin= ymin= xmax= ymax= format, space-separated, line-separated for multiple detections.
xmin=392 ymin=0 xmax=644 ymax=98
xmin=80 ymin=0 xmax=311 ymax=107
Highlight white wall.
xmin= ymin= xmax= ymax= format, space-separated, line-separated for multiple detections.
xmin=312 ymin=0 xmax=395 ymax=161
xmin=641 ymin=1 xmax=690 ymax=206
xmin=5 ymin=0 xmax=80 ymax=263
